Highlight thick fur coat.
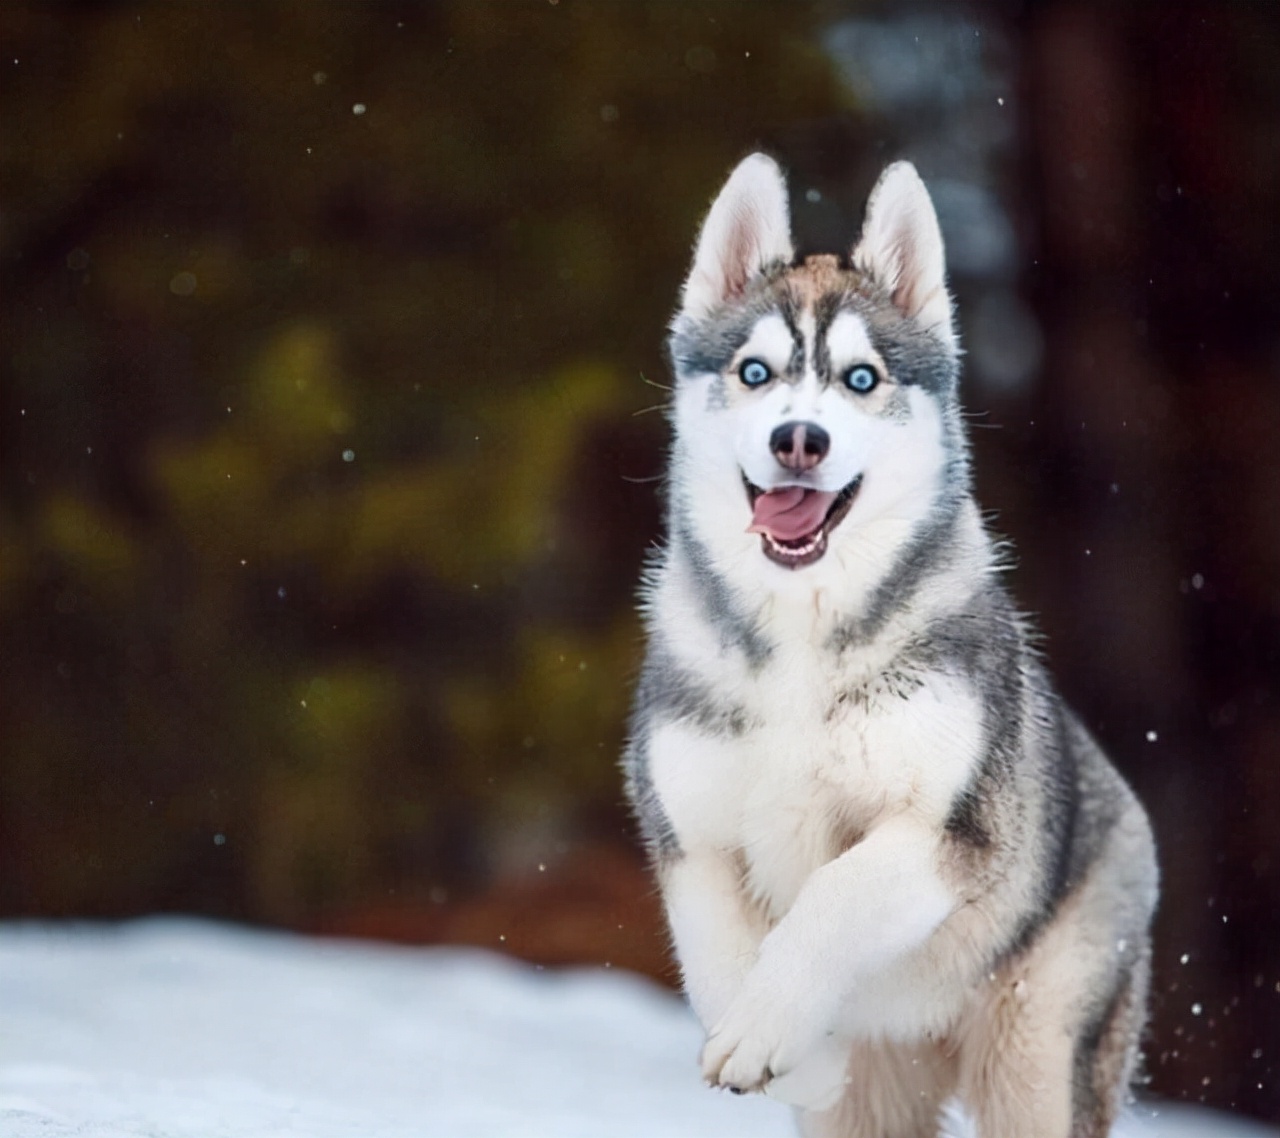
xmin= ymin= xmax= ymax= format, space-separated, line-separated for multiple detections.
xmin=623 ymin=154 xmax=1158 ymax=1138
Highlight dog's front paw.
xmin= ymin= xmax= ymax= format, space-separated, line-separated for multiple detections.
xmin=700 ymin=1015 xmax=773 ymax=1096
xmin=764 ymin=1034 xmax=850 ymax=1112
xmin=700 ymin=984 xmax=827 ymax=1097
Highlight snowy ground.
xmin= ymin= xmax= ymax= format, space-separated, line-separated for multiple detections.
xmin=0 ymin=920 xmax=1272 ymax=1138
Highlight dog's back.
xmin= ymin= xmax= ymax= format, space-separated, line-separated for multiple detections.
xmin=623 ymin=154 xmax=1157 ymax=1138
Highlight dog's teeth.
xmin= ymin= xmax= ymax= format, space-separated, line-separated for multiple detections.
xmin=766 ymin=531 xmax=823 ymax=558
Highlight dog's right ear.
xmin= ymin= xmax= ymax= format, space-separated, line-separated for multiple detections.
xmin=852 ymin=162 xmax=954 ymax=347
xmin=680 ymin=153 xmax=793 ymax=321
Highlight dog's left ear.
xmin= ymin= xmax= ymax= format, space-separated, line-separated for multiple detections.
xmin=680 ymin=152 xmax=794 ymax=320
xmin=853 ymin=162 xmax=954 ymax=347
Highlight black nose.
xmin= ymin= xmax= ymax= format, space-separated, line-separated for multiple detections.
xmin=770 ymin=421 xmax=830 ymax=472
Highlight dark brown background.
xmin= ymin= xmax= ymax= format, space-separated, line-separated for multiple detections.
xmin=1 ymin=1 xmax=1277 ymax=1124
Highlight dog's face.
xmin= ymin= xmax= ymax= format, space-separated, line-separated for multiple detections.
xmin=667 ymin=155 xmax=962 ymax=584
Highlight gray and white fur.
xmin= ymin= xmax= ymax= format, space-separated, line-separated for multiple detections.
xmin=622 ymin=154 xmax=1158 ymax=1138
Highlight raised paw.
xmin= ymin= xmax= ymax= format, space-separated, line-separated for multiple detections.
xmin=764 ymin=1034 xmax=851 ymax=1112
xmin=701 ymin=1020 xmax=774 ymax=1095
xmin=700 ymin=986 xmax=828 ymax=1097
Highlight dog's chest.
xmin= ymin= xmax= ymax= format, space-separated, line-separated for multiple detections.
xmin=733 ymin=654 xmax=977 ymax=919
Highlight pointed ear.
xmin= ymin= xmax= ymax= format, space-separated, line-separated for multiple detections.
xmin=680 ymin=153 xmax=793 ymax=320
xmin=852 ymin=162 xmax=954 ymax=346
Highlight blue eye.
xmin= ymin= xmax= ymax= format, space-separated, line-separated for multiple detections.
xmin=845 ymin=364 xmax=879 ymax=394
xmin=739 ymin=358 xmax=772 ymax=388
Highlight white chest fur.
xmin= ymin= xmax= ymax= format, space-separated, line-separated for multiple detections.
xmin=648 ymin=634 xmax=984 ymax=922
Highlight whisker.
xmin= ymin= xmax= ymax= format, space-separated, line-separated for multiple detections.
xmin=961 ymin=409 xmax=1002 ymax=430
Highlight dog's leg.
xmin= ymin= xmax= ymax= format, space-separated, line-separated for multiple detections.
xmin=1071 ymin=947 xmax=1150 ymax=1138
xmin=661 ymin=849 xmax=767 ymax=1032
xmin=701 ymin=815 xmax=955 ymax=1095
xmin=956 ymin=911 xmax=1148 ymax=1138
xmin=956 ymin=973 xmax=1075 ymax=1138
xmin=795 ymin=1039 xmax=956 ymax=1138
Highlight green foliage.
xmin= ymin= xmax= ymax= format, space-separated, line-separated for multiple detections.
xmin=0 ymin=0 xmax=856 ymax=920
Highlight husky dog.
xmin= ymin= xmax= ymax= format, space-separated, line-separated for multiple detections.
xmin=623 ymin=154 xmax=1159 ymax=1138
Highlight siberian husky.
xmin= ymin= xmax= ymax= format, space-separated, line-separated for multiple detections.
xmin=623 ymin=154 xmax=1158 ymax=1138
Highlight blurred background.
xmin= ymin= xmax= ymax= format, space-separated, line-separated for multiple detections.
xmin=1 ymin=0 xmax=1277 ymax=1124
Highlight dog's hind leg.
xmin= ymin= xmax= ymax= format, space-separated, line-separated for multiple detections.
xmin=796 ymin=1039 xmax=956 ymax=1138
xmin=1071 ymin=946 xmax=1150 ymax=1138
xmin=955 ymin=900 xmax=1149 ymax=1138
xmin=956 ymin=970 xmax=1075 ymax=1138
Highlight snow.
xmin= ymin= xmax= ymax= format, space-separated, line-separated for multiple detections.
xmin=0 ymin=919 xmax=1272 ymax=1138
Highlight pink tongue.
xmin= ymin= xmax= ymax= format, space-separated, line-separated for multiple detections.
xmin=748 ymin=486 xmax=838 ymax=542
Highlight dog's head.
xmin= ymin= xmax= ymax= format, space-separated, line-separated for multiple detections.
xmin=667 ymin=154 xmax=965 ymax=589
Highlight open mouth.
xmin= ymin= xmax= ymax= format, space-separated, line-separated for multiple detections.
xmin=744 ymin=474 xmax=862 ymax=569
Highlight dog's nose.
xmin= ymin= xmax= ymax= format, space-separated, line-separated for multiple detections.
xmin=770 ymin=421 xmax=830 ymax=472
